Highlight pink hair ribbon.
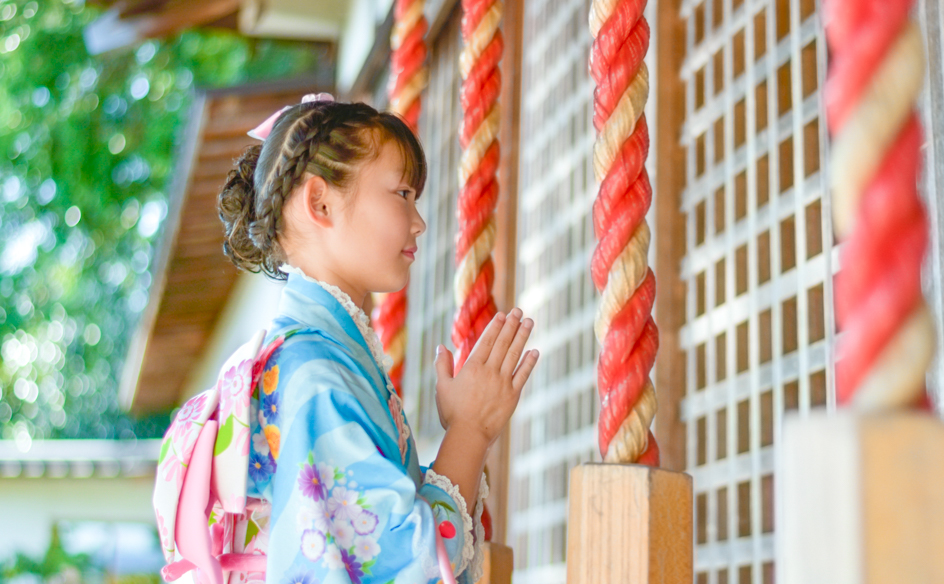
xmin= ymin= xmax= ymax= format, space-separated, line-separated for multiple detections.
xmin=247 ymin=92 xmax=335 ymax=141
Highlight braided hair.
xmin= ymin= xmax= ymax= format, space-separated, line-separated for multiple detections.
xmin=218 ymin=101 xmax=427 ymax=279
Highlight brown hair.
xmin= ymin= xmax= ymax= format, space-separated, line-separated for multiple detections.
xmin=218 ymin=100 xmax=427 ymax=279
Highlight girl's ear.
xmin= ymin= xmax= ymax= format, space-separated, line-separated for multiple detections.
xmin=298 ymin=174 xmax=333 ymax=228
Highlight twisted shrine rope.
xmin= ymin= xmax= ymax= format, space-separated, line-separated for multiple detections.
xmin=826 ymin=0 xmax=935 ymax=409
xmin=589 ymin=0 xmax=660 ymax=465
xmin=374 ymin=0 xmax=430 ymax=396
xmin=452 ymin=0 xmax=503 ymax=371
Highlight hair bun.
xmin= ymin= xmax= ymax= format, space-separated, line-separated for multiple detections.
xmin=218 ymin=144 xmax=281 ymax=276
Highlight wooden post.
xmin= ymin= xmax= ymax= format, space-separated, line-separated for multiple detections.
xmin=566 ymin=464 xmax=693 ymax=584
xmin=779 ymin=412 xmax=944 ymax=584
xmin=476 ymin=542 xmax=514 ymax=584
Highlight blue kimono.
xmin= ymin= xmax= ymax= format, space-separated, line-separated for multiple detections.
xmin=246 ymin=269 xmax=486 ymax=584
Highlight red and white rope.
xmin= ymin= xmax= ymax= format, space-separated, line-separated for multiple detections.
xmin=826 ymin=0 xmax=935 ymax=409
xmin=589 ymin=0 xmax=659 ymax=465
xmin=452 ymin=0 xmax=503 ymax=371
xmin=374 ymin=0 xmax=429 ymax=396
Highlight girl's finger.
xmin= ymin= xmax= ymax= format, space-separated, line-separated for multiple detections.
xmin=434 ymin=345 xmax=455 ymax=380
xmin=500 ymin=317 xmax=533 ymax=377
xmin=467 ymin=311 xmax=506 ymax=365
xmin=486 ymin=308 xmax=523 ymax=369
xmin=512 ymin=349 xmax=540 ymax=393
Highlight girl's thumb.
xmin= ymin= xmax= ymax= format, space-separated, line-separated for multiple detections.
xmin=435 ymin=345 xmax=454 ymax=380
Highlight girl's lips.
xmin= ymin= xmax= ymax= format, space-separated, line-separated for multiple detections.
xmin=402 ymin=250 xmax=415 ymax=259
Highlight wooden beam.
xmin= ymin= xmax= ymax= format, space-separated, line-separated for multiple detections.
xmin=123 ymin=0 xmax=240 ymax=42
xmin=197 ymin=137 xmax=257 ymax=159
xmin=202 ymin=76 xmax=334 ymax=101
xmin=174 ymin=222 xmax=224 ymax=239
xmin=653 ymin=0 xmax=689 ymax=472
xmin=84 ymin=0 xmax=240 ymax=54
xmin=192 ymin=158 xmax=240 ymax=180
xmin=119 ymin=95 xmax=208 ymax=412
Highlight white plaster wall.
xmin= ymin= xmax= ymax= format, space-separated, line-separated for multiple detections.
xmin=0 ymin=477 xmax=156 ymax=558
xmin=336 ymin=0 xmax=394 ymax=94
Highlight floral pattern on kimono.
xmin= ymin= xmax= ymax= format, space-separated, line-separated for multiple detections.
xmin=246 ymin=270 xmax=487 ymax=584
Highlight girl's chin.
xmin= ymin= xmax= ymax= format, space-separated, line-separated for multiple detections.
xmin=372 ymin=273 xmax=411 ymax=295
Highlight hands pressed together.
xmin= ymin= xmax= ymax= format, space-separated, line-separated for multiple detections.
xmin=430 ymin=308 xmax=538 ymax=506
xmin=434 ymin=307 xmax=539 ymax=445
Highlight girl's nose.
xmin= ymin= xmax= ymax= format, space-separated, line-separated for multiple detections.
xmin=412 ymin=206 xmax=426 ymax=236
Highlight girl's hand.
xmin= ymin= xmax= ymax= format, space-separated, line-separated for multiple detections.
xmin=433 ymin=308 xmax=539 ymax=447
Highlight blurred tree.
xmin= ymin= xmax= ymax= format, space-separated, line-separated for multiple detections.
xmin=0 ymin=0 xmax=327 ymax=442
xmin=1 ymin=524 xmax=96 ymax=584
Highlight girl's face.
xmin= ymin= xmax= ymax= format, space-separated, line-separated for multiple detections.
xmin=325 ymin=139 xmax=426 ymax=302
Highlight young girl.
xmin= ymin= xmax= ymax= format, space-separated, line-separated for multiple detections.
xmin=217 ymin=95 xmax=539 ymax=584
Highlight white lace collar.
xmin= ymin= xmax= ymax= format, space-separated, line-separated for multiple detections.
xmin=280 ymin=264 xmax=396 ymax=377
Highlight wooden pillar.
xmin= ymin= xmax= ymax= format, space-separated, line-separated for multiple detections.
xmin=652 ymin=0 xmax=688 ymax=473
xmin=566 ymin=464 xmax=693 ymax=584
xmin=486 ymin=0 xmax=524 ymax=550
xmin=779 ymin=412 xmax=944 ymax=584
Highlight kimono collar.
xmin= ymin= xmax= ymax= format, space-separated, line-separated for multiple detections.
xmin=278 ymin=265 xmax=412 ymax=466
xmin=279 ymin=265 xmax=395 ymax=375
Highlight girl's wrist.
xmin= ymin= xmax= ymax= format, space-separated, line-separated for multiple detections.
xmin=445 ymin=421 xmax=493 ymax=452
xmin=434 ymin=424 xmax=490 ymax=506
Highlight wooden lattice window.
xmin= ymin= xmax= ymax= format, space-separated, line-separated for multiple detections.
xmin=678 ymin=0 xmax=835 ymax=581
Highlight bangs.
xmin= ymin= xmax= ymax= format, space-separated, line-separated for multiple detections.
xmin=378 ymin=115 xmax=428 ymax=199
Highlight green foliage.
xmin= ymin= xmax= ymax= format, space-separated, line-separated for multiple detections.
xmin=0 ymin=523 xmax=163 ymax=584
xmin=1 ymin=524 xmax=95 ymax=583
xmin=0 ymin=0 xmax=326 ymax=441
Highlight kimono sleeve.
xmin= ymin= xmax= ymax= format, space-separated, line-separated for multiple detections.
xmin=419 ymin=468 xmax=489 ymax=584
xmin=258 ymin=337 xmax=484 ymax=584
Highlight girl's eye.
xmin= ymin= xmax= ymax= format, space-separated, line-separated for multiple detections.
xmin=398 ymin=189 xmax=412 ymax=199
